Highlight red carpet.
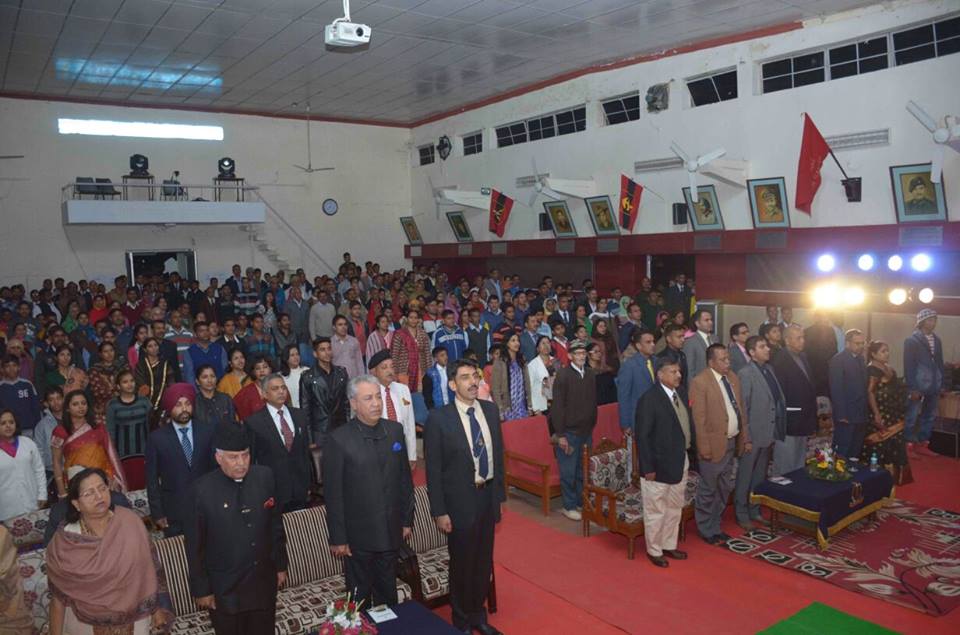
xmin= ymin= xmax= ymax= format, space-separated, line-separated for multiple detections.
xmin=727 ymin=499 xmax=960 ymax=615
xmin=485 ymin=452 xmax=960 ymax=634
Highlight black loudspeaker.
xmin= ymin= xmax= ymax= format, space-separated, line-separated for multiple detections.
xmin=539 ymin=212 xmax=552 ymax=231
xmin=672 ymin=203 xmax=688 ymax=225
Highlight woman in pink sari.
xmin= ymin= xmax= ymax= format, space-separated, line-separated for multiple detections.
xmin=47 ymin=467 xmax=173 ymax=635
xmin=50 ymin=391 xmax=126 ymax=498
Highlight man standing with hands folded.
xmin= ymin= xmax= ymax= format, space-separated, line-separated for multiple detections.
xmin=323 ymin=375 xmax=414 ymax=608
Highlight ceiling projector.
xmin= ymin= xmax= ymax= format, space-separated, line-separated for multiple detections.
xmin=325 ymin=21 xmax=370 ymax=47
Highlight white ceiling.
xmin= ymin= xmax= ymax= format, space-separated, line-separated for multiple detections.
xmin=0 ymin=0 xmax=878 ymax=125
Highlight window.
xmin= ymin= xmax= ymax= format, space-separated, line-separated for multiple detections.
xmin=686 ymin=69 xmax=737 ymax=107
xmin=496 ymin=122 xmax=527 ymax=148
xmin=761 ymin=53 xmax=824 ymax=93
xmin=418 ymin=144 xmax=435 ymax=166
xmin=601 ymin=92 xmax=641 ymax=125
xmin=527 ymin=114 xmax=555 ymax=141
xmin=829 ymin=36 xmax=888 ymax=79
xmin=57 ymin=118 xmax=224 ymax=140
xmin=463 ymin=131 xmax=482 ymax=156
xmin=894 ymin=16 xmax=960 ymax=65
xmin=555 ymin=106 xmax=586 ymax=135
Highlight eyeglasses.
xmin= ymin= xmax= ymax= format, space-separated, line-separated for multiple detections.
xmin=79 ymin=484 xmax=109 ymax=500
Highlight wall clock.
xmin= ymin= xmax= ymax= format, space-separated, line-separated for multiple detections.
xmin=322 ymin=198 xmax=338 ymax=216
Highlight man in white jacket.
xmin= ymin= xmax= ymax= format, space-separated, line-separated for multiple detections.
xmin=369 ymin=350 xmax=417 ymax=471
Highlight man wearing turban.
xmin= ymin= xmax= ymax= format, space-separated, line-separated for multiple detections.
xmin=146 ymin=382 xmax=218 ymax=537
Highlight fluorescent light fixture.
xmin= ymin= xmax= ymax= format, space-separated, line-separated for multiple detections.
xmin=58 ymin=118 xmax=224 ymax=141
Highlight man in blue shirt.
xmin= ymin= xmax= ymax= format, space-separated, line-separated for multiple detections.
xmin=183 ymin=321 xmax=229 ymax=385
xmin=431 ymin=310 xmax=468 ymax=363
xmin=481 ymin=296 xmax=504 ymax=333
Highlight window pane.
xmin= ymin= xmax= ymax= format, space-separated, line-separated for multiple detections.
xmin=687 ymin=77 xmax=719 ymax=106
xmin=606 ymin=110 xmax=628 ymax=125
xmin=829 ymin=43 xmax=856 ymax=63
xmin=937 ymin=36 xmax=960 ymax=56
xmin=793 ymin=68 xmax=825 ymax=87
xmin=418 ymin=146 xmax=434 ymax=165
xmin=858 ymin=37 xmax=887 ymax=57
xmin=793 ymin=52 xmax=824 ymax=72
xmin=623 ymin=95 xmax=640 ymax=111
xmin=762 ymin=75 xmax=792 ymax=93
xmin=859 ymin=55 xmax=887 ymax=73
xmin=830 ymin=61 xmax=857 ymax=79
xmin=762 ymin=59 xmax=792 ymax=79
xmin=894 ymin=24 xmax=934 ymax=50
xmin=496 ymin=127 xmax=510 ymax=146
xmin=602 ymin=101 xmax=624 ymax=117
xmin=936 ymin=16 xmax=960 ymax=39
xmin=895 ymin=43 xmax=936 ymax=65
xmin=713 ymin=70 xmax=737 ymax=101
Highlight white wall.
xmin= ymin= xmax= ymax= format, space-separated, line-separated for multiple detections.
xmin=0 ymin=97 xmax=412 ymax=287
xmin=410 ymin=0 xmax=960 ymax=244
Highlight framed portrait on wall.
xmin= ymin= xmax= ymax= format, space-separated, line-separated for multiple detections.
xmin=584 ymin=195 xmax=620 ymax=236
xmin=543 ymin=200 xmax=578 ymax=238
xmin=446 ymin=210 xmax=474 ymax=243
xmin=746 ymin=177 xmax=790 ymax=228
xmin=681 ymin=184 xmax=724 ymax=231
xmin=889 ymin=163 xmax=948 ymax=223
xmin=399 ymin=216 xmax=423 ymax=245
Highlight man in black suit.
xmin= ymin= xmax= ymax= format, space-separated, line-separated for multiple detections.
xmin=324 ymin=374 xmax=414 ymax=607
xmin=636 ymin=359 xmax=694 ymax=568
xmin=146 ymin=383 xmax=216 ymax=536
xmin=424 ymin=359 xmax=505 ymax=635
xmin=770 ymin=325 xmax=818 ymax=476
xmin=184 ymin=423 xmax=287 ymax=635
xmin=547 ymin=294 xmax=576 ymax=334
xmin=664 ymin=273 xmax=692 ymax=316
xmin=245 ymin=373 xmax=313 ymax=512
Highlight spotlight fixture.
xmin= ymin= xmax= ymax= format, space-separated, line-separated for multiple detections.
xmin=816 ymin=254 xmax=836 ymax=273
xmin=910 ymin=253 xmax=932 ymax=272
xmin=887 ymin=255 xmax=903 ymax=272
xmin=888 ymin=288 xmax=908 ymax=306
xmin=217 ymin=157 xmax=236 ymax=179
xmin=918 ymin=288 xmax=935 ymax=304
xmin=129 ymin=153 xmax=149 ymax=176
xmin=812 ymin=283 xmax=841 ymax=308
xmin=857 ymin=254 xmax=875 ymax=271
xmin=436 ymin=135 xmax=452 ymax=161
xmin=843 ymin=286 xmax=866 ymax=307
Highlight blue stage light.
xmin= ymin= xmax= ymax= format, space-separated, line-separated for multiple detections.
xmin=910 ymin=253 xmax=931 ymax=272
xmin=857 ymin=254 xmax=875 ymax=271
xmin=887 ymin=255 xmax=903 ymax=272
xmin=816 ymin=254 xmax=836 ymax=272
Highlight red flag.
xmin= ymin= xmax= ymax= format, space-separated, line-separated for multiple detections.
xmin=488 ymin=189 xmax=514 ymax=237
xmin=795 ymin=113 xmax=832 ymax=214
xmin=619 ymin=174 xmax=643 ymax=232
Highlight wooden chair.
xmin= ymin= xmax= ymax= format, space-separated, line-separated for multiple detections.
xmin=502 ymin=415 xmax=560 ymax=515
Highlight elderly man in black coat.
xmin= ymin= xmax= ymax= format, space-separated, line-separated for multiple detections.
xmin=323 ymin=374 xmax=414 ymax=608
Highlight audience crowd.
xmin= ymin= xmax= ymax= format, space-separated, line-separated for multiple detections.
xmin=0 ymin=254 xmax=950 ymax=632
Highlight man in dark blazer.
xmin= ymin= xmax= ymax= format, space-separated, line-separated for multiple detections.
xmin=681 ymin=309 xmax=720 ymax=382
xmin=245 ymin=373 xmax=313 ymax=512
xmin=424 ymin=359 xmax=505 ymax=635
xmin=770 ymin=325 xmax=818 ymax=476
xmin=804 ymin=311 xmax=839 ymax=397
xmin=184 ymin=423 xmax=287 ymax=635
xmin=734 ymin=337 xmax=786 ymax=530
xmin=828 ymin=329 xmax=868 ymax=458
xmin=636 ymin=359 xmax=694 ymax=568
xmin=617 ymin=330 xmax=658 ymax=430
xmin=664 ymin=273 xmax=692 ymax=316
xmin=146 ymin=383 xmax=216 ymax=536
xmin=546 ymin=294 xmax=576 ymax=335
xmin=323 ymin=375 xmax=414 ymax=608
xmin=727 ymin=322 xmax=750 ymax=374
xmin=656 ymin=324 xmax=689 ymax=403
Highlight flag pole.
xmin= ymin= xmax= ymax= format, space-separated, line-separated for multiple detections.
xmin=803 ymin=112 xmax=849 ymax=179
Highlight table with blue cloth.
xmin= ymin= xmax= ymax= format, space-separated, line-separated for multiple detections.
xmin=309 ymin=601 xmax=462 ymax=635
xmin=750 ymin=467 xmax=895 ymax=549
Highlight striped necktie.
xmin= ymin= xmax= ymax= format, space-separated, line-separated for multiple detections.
xmin=179 ymin=427 xmax=192 ymax=467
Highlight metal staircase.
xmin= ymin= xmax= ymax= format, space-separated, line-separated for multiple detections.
xmin=241 ymin=191 xmax=337 ymax=276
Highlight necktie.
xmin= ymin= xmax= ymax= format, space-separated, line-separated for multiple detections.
xmin=467 ymin=406 xmax=489 ymax=481
xmin=646 ymin=358 xmax=655 ymax=382
xmin=385 ymin=387 xmax=397 ymax=421
xmin=278 ymin=408 xmax=294 ymax=451
xmin=179 ymin=427 xmax=193 ymax=467
xmin=720 ymin=375 xmax=742 ymax=427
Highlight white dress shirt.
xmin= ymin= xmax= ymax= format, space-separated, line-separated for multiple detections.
xmin=454 ymin=397 xmax=494 ymax=483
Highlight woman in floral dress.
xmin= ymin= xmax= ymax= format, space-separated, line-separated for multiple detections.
xmin=860 ymin=340 xmax=911 ymax=484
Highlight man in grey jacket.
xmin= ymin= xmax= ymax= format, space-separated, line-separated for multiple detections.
xmin=682 ymin=309 xmax=720 ymax=381
xmin=734 ymin=336 xmax=785 ymax=530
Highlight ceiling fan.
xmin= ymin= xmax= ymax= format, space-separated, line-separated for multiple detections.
xmin=669 ymin=141 xmax=726 ymax=203
xmin=906 ymin=100 xmax=960 ymax=184
xmin=525 ymin=157 xmax=595 ymax=207
xmin=292 ymin=103 xmax=335 ymax=173
xmin=426 ymin=175 xmax=489 ymax=218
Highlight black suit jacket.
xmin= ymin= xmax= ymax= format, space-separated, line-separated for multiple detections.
xmin=664 ymin=284 xmax=691 ymax=315
xmin=635 ymin=385 xmax=695 ymax=485
xmin=547 ymin=310 xmax=575 ymax=335
xmin=158 ymin=339 xmax=183 ymax=382
xmin=323 ymin=418 xmax=414 ymax=551
xmin=245 ymin=405 xmax=312 ymax=507
xmin=146 ymin=420 xmax=217 ymax=534
xmin=771 ymin=349 xmax=818 ymax=437
xmin=183 ymin=466 xmax=286 ymax=613
xmin=424 ymin=401 xmax=506 ymax=529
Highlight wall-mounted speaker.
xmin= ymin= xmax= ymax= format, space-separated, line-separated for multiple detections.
xmin=539 ymin=212 xmax=552 ymax=231
xmin=672 ymin=203 xmax=688 ymax=225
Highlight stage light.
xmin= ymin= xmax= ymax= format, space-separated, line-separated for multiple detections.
xmin=887 ymin=255 xmax=903 ymax=272
xmin=918 ymin=288 xmax=934 ymax=304
xmin=843 ymin=286 xmax=866 ymax=307
xmin=812 ymin=283 xmax=841 ymax=308
xmin=857 ymin=254 xmax=875 ymax=271
xmin=888 ymin=288 xmax=908 ymax=306
xmin=217 ymin=157 xmax=236 ymax=178
xmin=910 ymin=253 xmax=931 ymax=272
xmin=816 ymin=254 xmax=836 ymax=272
xmin=129 ymin=154 xmax=149 ymax=176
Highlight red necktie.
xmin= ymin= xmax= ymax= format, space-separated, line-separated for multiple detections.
xmin=385 ymin=387 xmax=397 ymax=421
xmin=278 ymin=409 xmax=294 ymax=451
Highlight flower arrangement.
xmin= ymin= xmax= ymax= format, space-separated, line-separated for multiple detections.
xmin=317 ymin=594 xmax=378 ymax=635
xmin=806 ymin=447 xmax=851 ymax=481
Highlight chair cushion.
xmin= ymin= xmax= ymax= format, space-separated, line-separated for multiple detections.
xmin=410 ymin=486 xmax=446 ymax=554
xmin=416 ymin=546 xmax=450 ymax=600
xmin=282 ymin=506 xmax=342 ymax=586
xmin=615 ymin=484 xmax=645 ymax=524
xmin=502 ymin=415 xmax=560 ymax=486
xmin=17 ymin=547 xmax=50 ymax=635
xmin=685 ymin=470 xmax=700 ymax=507
xmin=125 ymin=488 xmax=151 ymax=519
xmin=588 ymin=447 xmax=630 ymax=492
xmin=3 ymin=508 xmax=50 ymax=549
xmin=169 ymin=611 xmax=215 ymax=635
xmin=155 ymin=535 xmax=199 ymax=618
